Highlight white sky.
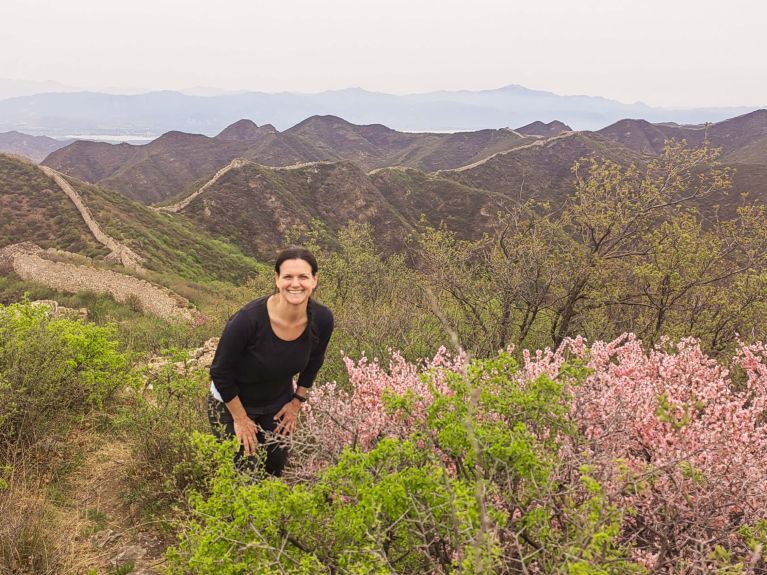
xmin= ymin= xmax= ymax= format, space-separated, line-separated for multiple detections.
xmin=2 ymin=0 xmax=765 ymax=107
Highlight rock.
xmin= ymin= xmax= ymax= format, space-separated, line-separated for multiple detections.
xmin=110 ymin=544 xmax=147 ymax=568
xmin=30 ymin=299 xmax=59 ymax=313
xmin=90 ymin=528 xmax=120 ymax=549
xmin=30 ymin=299 xmax=88 ymax=320
xmin=190 ymin=337 xmax=219 ymax=369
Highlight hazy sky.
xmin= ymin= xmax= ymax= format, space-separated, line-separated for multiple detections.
xmin=3 ymin=0 xmax=765 ymax=107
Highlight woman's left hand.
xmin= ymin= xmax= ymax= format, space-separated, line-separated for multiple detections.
xmin=274 ymin=399 xmax=301 ymax=435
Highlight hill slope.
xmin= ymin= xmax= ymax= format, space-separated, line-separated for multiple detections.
xmin=178 ymin=160 xmax=411 ymax=256
xmin=439 ymin=132 xmax=645 ymax=204
xmin=516 ymin=120 xmax=572 ymax=137
xmin=0 ymin=131 xmax=70 ymax=162
xmin=173 ymin=158 xmax=519 ymax=257
xmin=43 ymin=132 xmax=254 ymax=204
xmin=597 ymin=110 xmax=767 ymax=163
xmin=43 ymin=116 xmax=531 ymax=204
xmin=1 ymin=153 xmax=262 ymax=283
xmin=0 ymin=153 xmax=108 ymax=256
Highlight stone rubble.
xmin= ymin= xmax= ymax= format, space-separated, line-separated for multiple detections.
xmin=145 ymin=337 xmax=219 ymax=381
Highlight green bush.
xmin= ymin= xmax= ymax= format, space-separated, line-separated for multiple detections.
xmin=167 ymin=353 xmax=643 ymax=574
xmin=0 ymin=301 xmax=133 ymax=462
xmin=119 ymin=350 xmax=213 ymax=517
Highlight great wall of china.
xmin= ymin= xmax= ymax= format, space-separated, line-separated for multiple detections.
xmin=159 ymin=158 xmax=248 ymax=213
xmin=1 ymin=167 xmax=195 ymax=322
xmin=39 ymin=166 xmax=146 ymax=271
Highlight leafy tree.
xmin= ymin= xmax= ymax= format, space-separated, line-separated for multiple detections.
xmin=411 ymin=140 xmax=767 ymax=355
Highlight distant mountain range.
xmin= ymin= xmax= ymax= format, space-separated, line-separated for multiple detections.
xmin=0 ymin=84 xmax=761 ymax=137
xmin=26 ymin=109 xmax=765 ymax=259
xmin=0 ymin=131 xmax=70 ymax=162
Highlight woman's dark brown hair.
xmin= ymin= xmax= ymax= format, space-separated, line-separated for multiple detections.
xmin=274 ymin=246 xmax=318 ymax=277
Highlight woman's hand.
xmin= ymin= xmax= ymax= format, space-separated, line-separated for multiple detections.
xmin=274 ymin=399 xmax=301 ymax=435
xmin=233 ymin=416 xmax=259 ymax=456
xmin=225 ymin=397 xmax=259 ymax=456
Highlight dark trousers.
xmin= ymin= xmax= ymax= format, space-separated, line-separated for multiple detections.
xmin=207 ymin=396 xmax=289 ymax=477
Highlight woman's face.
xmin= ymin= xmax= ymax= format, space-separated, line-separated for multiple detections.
xmin=275 ymin=258 xmax=318 ymax=305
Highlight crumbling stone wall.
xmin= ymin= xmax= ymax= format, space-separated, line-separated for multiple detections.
xmin=1 ymin=243 xmax=192 ymax=322
xmin=39 ymin=166 xmax=146 ymax=271
xmin=160 ymin=158 xmax=248 ymax=213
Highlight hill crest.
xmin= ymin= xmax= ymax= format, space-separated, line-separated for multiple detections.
xmin=215 ymin=119 xmax=278 ymax=141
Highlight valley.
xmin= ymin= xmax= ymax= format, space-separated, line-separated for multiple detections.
xmin=2 ymin=108 xmax=767 ymax=575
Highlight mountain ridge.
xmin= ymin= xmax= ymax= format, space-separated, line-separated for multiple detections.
xmin=1 ymin=86 xmax=761 ymax=136
xmin=0 ymin=131 xmax=70 ymax=162
xmin=42 ymin=116 xmax=532 ymax=203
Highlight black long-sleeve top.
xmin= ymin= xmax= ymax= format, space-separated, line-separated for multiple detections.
xmin=210 ymin=296 xmax=334 ymax=413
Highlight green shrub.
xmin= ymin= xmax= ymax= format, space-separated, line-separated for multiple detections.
xmin=0 ymin=301 xmax=133 ymax=462
xmin=120 ymin=350 xmax=212 ymax=517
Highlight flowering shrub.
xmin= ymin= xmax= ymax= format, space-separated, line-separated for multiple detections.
xmin=288 ymin=347 xmax=463 ymax=478
xmin=564 ymin=334 xmax=767 ymax=572
xmin=170 ymin=335 xmax=767 ymax=574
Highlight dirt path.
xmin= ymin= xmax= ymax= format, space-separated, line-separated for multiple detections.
xmin=50 ymin=435 xmax=168 ymax=575
xmin=40 ymin=165 xmax=146 ymax=272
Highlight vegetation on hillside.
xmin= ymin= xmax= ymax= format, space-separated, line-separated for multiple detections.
xmin=0 ymin=302 xmax=134 ymax=573
xmin=2 ymin=137 xmax=767 ymax=573
xmin=0 ymin=154 xmax=108 ymax=256
xmin=67 ymin=176 xmax=266 ymax=283
xmin=416 ymin=142 xmax=767 ymax=355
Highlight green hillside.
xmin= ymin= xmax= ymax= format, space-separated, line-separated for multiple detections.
xmin=180 ymin=160 xmax=411 ymax=257
xmin=0 ymin=153 xmax=108 ymax=256
xmin=66 ymin=175 xmax=265 ymax=282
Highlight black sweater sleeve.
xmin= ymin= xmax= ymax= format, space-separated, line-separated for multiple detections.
xmin=209 ymin=308 xmax=256 ymax=403
xmin=296 ymin=304 xmax=334 ymax=389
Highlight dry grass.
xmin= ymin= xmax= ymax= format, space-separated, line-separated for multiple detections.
xmin=1 ymin=428 xmax=169 ymax=575
xmin=0 ymin=461 xmax=76 ymax=575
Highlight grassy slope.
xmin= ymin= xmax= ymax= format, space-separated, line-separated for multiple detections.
xmin=0 ymin=154 xmax=109 ymax=256
xmin=369 ymin=167 xmax=512 ymax=239
xmin=66 ymin=175 xmax=267 ymax=283
xmin=441 ymin=133 xmax=645 ymax=205
xmin=181 ymin=161 xmax=413 ymax=257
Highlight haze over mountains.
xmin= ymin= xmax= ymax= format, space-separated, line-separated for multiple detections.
xmin=0 ymin=83 xmax=761 ymax=137
xmin=2 ymin=68 xmax=767 ymax=266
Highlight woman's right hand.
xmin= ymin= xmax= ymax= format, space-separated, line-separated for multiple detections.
xmin=233 ymin=416 xmax=259 ymax=456
xmin=225 ymin=396 xmax=259 ymax=456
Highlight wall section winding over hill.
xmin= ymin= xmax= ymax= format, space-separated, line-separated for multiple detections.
xmin=0 ymin=243 xmax=193 ymax=321
xmin=39 ymin=165 xmax=146 ymax=271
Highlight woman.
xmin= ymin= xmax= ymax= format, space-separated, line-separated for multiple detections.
xmin=208 ymin=246 xmax=334 ymax=476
